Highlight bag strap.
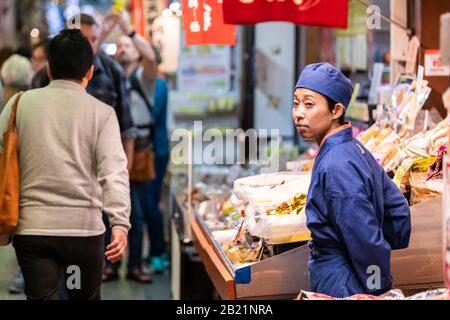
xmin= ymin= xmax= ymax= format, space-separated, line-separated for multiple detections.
xmin=7 ymin=92 xmax=23 ymax=132
xmin=129 ymin=69 xmax=155 ymax=147
xmin=129 ymin=68 xmax=154 ymax=114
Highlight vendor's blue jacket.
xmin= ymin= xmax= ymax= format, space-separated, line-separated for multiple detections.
xmin=306 ymin=124 xmax=411 ymax=298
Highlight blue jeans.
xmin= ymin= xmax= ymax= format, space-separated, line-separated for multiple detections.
xmin=103 ymin=153 xmax=168 ymax=269
xmin=144 ymin=154 xmax=168 ymax=258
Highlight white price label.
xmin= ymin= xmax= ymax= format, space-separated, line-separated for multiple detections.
xmin=424 ymin=50 xmax=450 ymax=77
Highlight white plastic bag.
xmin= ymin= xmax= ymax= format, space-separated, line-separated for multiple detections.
xmin=244 ymin=205 xmax=309 ymax=240
xmin=232 ymin=171 xmax=311 ymax=212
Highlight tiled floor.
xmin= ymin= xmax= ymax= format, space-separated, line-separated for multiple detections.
xmin=0 ymin=245 xmax=171 ymax=300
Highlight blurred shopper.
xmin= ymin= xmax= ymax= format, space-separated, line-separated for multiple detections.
xmin=0 ymin=29 xmax=131 ymax=300
xmin=0 ymin=54 xmax=33 ymax=110
xmin=138 ymin=32 xmax=170 ymax=272
xmin=143 ymin=73 xmax=169 ymax=274
xmin=6 ymin=40 xmax=50 ymax=295
xmin=115 ymin=14 xmax=169 ymax=276
xmin=15 ymin=47 xmax=32 ymax=60
xmin=98 ymin=12 xmax=160 ymax=283
xmin=31 ymin=39 xmax=50 ymax=72
xmin=0 ymin=47 xmax=14 ymax=69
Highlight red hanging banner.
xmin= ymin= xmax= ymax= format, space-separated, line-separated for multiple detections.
xmin=182 ymin=0 xmax=236 ymax=45
xmin=222 ymin=0 xmax=349 ymax=29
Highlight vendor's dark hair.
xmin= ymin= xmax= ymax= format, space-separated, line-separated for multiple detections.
xmin=48 ymin=29 xmax=94 ymax=81
xmin=326 ymin=96 xmax=346 ymax=125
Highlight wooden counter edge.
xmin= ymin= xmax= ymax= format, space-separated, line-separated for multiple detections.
xmin=190 ymin=218 xmax=236 ymax=300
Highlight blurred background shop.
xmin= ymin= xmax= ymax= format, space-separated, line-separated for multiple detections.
xmin=1 ymin=0 xmax=450 ymax=300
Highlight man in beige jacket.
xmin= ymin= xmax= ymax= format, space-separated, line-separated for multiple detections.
xmin=0 ymin=29 xmax=131 ymax=300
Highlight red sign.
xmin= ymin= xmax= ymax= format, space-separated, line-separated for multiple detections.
xmin=182 ymin=0 xmax=236 ymax=45
xmin=222 ymin=0 xmax=348 ymax=29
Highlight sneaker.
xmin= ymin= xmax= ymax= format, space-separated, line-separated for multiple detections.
xmin=162 ymin=252 xmax=170 ymax=268
xmin=126 ymin=268 xmax=152 ymax=283
xmin=151 ymin=256 xmax=165 ymax=274
xmin=8 ymin=270 xmax=24 ymax=294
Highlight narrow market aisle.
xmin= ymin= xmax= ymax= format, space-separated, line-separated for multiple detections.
xmin=0 ymin=246 xmax=25 ymax=300
xmin=101 ymin=261 xmax=171 ymax=300
xmin=0 ymin=245 xmax=171 ymax=300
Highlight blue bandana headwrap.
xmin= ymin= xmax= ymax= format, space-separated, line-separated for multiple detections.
xmin=295 ymin=63 xmax=354 ymax=107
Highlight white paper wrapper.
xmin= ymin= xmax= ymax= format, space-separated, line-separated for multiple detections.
xmin=211 ymin=229 xmax=238 ymax=245
xmin=232 ymin=171 xmax=311 ymax=212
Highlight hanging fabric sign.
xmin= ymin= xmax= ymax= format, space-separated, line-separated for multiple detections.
xmin=222 ymin=0 xmax=348 ymax=29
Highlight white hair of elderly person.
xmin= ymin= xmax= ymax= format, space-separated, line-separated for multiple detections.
xmin=1 ymin=54 xmax=33 ymax=109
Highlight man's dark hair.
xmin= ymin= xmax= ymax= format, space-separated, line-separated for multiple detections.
xmin=326 ymin=96 xmax=346 ymax=125
xmin=32 ymin=38 xmax=50 ymax=58
xmin=15 ymin=46 xmax=31 ymax=60
xmin=66 ymin=13 xmax=99 ymax=28
xmin=48 ymin=29 xmax=94 ymax=81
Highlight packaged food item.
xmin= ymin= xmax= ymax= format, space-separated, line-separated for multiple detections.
xmin=267 ymin=193 xmax=307 ymax=216
xmin=393 ymin=158 xmax=414 ymax=189
xmin=411 ymin=156 xmax=437 ymax=173
xmin=222 ymin=239 xmax=262 ymax=267
xmin=232 ymin=172 xmax=311 ymax=213
xmin=297 ymin=289 xmax=449 ymax=300
xmin=221 ymin=201 xmax=236 ymax=215
xmin=245 ymin=205 xmax=310 ymax=241
xmin=296 ymin=289 xmax=405 ymax=300
xmin=409 ymin=171 xmax=443 ymax=205
xmin=405 ymin=289 xmax=449 ymax=300
xmin=428 ymin=144 xmax=446 ymax=180
xmin=212 ymin=229 xmax=238 ymax=245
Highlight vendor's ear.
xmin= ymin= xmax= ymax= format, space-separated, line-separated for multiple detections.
xmin=331 ymin=103 xmax=345 ymax=120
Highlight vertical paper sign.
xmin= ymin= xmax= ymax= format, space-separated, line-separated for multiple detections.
xmin=182 ymin=0 xmax=236 ymax=45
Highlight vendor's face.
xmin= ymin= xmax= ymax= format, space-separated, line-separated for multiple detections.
xmin=292 ymin=88 xmax=333 ymax=142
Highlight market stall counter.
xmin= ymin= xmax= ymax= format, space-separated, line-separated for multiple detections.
xmin=186 ymin=194 xmax=444 ymax=300
xmin=171 ymin=161 xmax=444 ymax=300
xmin=391 ymin=197 xmax=444 ymax=292
xmin=190 ymin=199 xmax=310 ymax=300
xmin=190 ymin=197 xmax=444 ymax=300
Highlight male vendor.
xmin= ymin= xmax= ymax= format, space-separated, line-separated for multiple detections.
xmin=292 ymin=62 xmax=411 ymax=297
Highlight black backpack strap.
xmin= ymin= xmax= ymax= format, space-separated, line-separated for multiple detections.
xmin=129 ymin=68 xmax=155 ymax=148
xmin=129 ymin=68 xmax=153 ymax=114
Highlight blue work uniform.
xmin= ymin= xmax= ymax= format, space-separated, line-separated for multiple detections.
xmin=306 ymin=125 xmax=411 ymax=298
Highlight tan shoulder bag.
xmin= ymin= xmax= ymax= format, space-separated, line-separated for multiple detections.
xmin=0 ymin=93 xmax=22 ymax=246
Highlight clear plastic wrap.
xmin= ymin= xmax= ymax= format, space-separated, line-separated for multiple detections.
xmin=231 ymin=172 xmax=311 ymax=240
xmin=232 ymin=172 xmax=311 ymax=212
xmin=244 ymin=205 xmax=310 ymax=240
xmin=296 ymin=288 xmax=449 ymax=300
xmin=405 ymin=288 xmax=449 ymax=300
